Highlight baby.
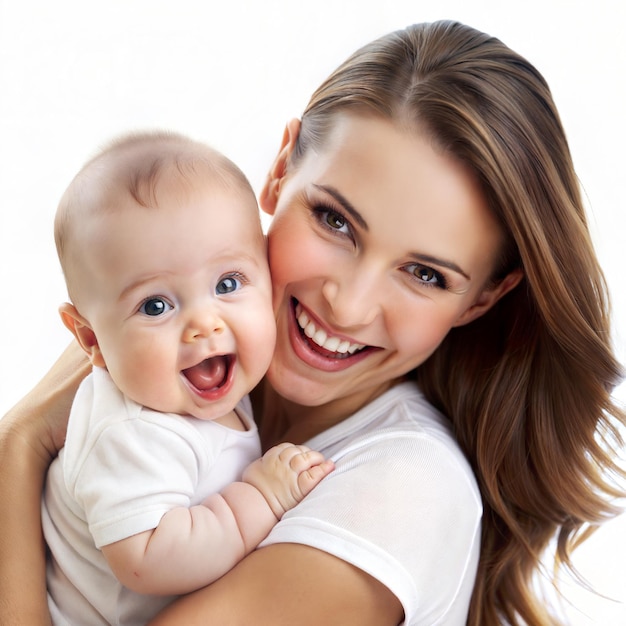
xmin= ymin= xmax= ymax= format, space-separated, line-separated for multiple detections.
xmin=41 ymin=131 xmax=334 ymax=625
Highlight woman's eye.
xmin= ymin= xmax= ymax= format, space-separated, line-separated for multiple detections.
xmin=325 ymin=210 xmax=346 ymax=231
xmin=314 ymin=206 xmax=351 ymax=235
xmin=139 ymin=297 xmax=172 ymax=316
xmin=216 ymin=274 xmax=242 ymax=295
xmin=406 ymin=264 xmax=447 ymax=289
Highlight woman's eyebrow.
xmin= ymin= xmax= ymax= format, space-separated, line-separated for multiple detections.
xmin=313 ymin=184 xmax=369 ymax=231
xmin=410 ymin=253 xmax=471 ymax=281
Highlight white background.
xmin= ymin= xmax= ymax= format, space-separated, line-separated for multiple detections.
xmin=1 ymin=1 xmax=624 ymax=623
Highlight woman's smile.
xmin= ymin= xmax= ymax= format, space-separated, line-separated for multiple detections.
xmin=296 ymin=301 xmax=366 ymax=356
xmin=290 ymin=299 xmax=376 ymax=372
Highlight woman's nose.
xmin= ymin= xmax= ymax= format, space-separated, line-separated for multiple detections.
xmin=321 ymin=271 xmax=381 ymax=328
xmin=182 ymin=309 xmax=225 ymax=343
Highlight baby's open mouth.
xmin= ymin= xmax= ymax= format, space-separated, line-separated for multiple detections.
xmin=182 ymin=355 xmax=233 ymax=391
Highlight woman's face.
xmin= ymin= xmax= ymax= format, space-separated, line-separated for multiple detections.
xmin=261 ymin=114 xmax=519 ymax=414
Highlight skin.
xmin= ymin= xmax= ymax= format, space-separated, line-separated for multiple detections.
xmin=0 ymin=114 xmax=522 ymax=625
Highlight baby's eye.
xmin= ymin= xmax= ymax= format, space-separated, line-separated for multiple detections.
xmin=405 ymin=264 xmax=447 ymax=289
xmin=216 ymin=274 xmax=242 ymax=295
xmin=139 ymin=297 xmax=173 ymax=316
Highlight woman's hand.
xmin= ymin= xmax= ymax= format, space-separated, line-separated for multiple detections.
xmin=0 ymin=341 xmax=90 ymax=624
xmin=2 ymin=340 xmax=90 ymax=458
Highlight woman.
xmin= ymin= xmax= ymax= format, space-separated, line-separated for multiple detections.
xmin=1 ymin=20 xmax=624 ymax=625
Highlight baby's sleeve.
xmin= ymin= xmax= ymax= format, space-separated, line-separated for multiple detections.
xmin=67 ymin=416 xmax=203 ymax=548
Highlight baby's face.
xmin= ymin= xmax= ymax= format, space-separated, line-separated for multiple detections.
xmin=73 ymin=180 xmax=275 ymax=420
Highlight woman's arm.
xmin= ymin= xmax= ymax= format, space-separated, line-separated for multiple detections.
xmin=149 ymin=543 xmax=404 ymax=626
xmin=0 ymin=342 xmax=90 ymax=624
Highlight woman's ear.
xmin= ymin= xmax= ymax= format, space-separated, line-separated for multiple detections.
xmin=453 ymin=268 xmax=523 ymax=327
xmin=59 ymin=302 xmax=106 ymax=368
xmin=259 ymin=118 xmax=301 ymax=216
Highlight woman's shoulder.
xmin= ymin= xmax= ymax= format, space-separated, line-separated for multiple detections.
xmin=311 ymin=381 xmax=477 ymax=493
xmin=268 ymin=382 xmax=481 ymax=625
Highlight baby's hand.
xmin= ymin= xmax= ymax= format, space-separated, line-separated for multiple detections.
xmin=242 ymin=443 xmax=334 ymax=519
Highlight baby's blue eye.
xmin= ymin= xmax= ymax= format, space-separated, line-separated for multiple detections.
xmin=216 ymin=276 xmax=241 ymax=295
xmin=139 ymin=297 xmax=172 ymax=316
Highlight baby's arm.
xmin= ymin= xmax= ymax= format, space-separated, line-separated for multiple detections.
xmin=101 ymin=443 xmax=333 ymax=595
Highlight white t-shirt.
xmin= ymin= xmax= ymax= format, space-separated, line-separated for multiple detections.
xmin=260 ymin=381 xmax=482 ymax=626
xmin=42 ymin=366 xmax=261 ymax=626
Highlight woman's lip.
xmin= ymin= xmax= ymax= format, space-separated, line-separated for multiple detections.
xmin=287 ymin=299 xmax=375 ymax=372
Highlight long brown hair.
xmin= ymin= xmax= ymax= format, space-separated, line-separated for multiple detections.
xmin=291 ymin=20 xmax=625 ymax=625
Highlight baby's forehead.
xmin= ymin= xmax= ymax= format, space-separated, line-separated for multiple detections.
xmin=59 ymin=134 xmax=261 ymax=243
xmin=73 ymin=145 xmax=254 ymax=222
xmin=97 ymin=143 xmax=241 ymax=201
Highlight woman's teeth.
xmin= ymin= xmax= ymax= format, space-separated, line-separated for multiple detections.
xmin=296 ymin=303 xmax=365 ymax=355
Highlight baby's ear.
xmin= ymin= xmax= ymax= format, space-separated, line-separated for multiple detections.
xmin=59 ymin=303 xmax=106 ymax=368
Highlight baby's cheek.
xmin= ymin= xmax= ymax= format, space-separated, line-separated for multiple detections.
xmin=247 ymin=316 xmax=277 ymax=374
xmin=115 ymin=337 xmax=173 ymax=399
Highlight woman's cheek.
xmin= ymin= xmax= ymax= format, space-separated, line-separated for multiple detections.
xmin=392 ymin=298 xmax=463 ymax=359
xmin=268 ymin=221 xmax=324 ymax=287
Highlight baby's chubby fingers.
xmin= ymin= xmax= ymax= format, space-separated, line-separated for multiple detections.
xmin=270 ymin=444 xmax=334 ymax=479
xmin=278 ymin=445 xmax=335 ymax=498
xmin=286 ymin=448 xmax=330 ymax=474
xmin=296 ymin=459 xmax=335 ymax=497
xmin=262 ymin=443 xmax=320 ymax=469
